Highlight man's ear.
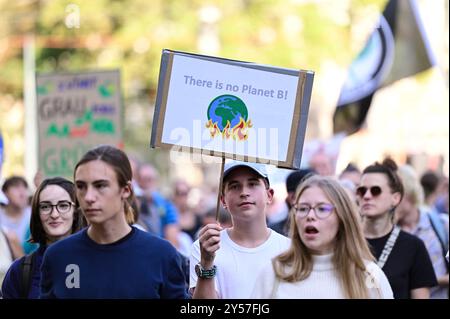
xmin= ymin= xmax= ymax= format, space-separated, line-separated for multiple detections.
xmin=220 ymin=194 xmax=226 ymax=208
xmin=266 ymin=188 xmax=274 ymax=204
xmin=121 ymin=182 xmax=132 ymax=200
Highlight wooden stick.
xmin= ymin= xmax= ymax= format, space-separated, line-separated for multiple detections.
xmin=215 ymin=157 xmax=225 ymax=222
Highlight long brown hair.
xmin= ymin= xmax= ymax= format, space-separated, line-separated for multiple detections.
xmin=273 ymin=175 xmax=376 ymax=298
xmin=74 ymin=145 xmax=136 ymax=224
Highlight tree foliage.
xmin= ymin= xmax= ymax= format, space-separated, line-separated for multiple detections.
xmin=0 ymin=0 xmax=386 ymax=174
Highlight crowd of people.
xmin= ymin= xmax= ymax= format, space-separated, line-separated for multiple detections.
xmin=0 ymin=144 xmax=448 ymax=299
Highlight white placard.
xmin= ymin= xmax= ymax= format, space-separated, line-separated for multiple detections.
xmin=152 ymin=50 xmax=314 ymax=168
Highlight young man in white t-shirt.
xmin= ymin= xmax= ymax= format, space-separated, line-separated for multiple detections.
xmin=190 ymin=161 xmax=291 ymax=299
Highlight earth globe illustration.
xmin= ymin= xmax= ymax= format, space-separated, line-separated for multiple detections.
xmin=207 ymin=95 xmax=248 ymax=131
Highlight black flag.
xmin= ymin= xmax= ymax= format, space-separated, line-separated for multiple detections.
xmin=333 ymin=0 xmax=435 ymax=135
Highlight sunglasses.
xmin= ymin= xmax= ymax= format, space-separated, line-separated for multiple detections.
xmin=356 ymin=186 xmax=382 ymax=197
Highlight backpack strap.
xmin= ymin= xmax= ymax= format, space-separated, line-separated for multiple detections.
xmin=427 ymin=211 xmax=449 ymax=272
xmin=20 ymin=251 xmax=36 ymax=299
xmin=427 ymin=210 xmax=449 ymax=249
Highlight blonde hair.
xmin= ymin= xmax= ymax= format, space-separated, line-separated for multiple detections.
xmin=124 ymin=200 xmax=136 ymax=225
xmin=273 ymin=175 xmax=376 ymax=298
xmin=397 ymin=165 xmax=424 ymax=207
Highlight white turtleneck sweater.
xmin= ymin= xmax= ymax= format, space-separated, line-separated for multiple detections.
xmin=251 ymin=254 xmax=393 ymax=299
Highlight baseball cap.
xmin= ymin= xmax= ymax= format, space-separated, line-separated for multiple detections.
xmin=285 ymin=168 xmax=316 ymax=193
xmin=223 ymin=161 xmax=270 ymax=186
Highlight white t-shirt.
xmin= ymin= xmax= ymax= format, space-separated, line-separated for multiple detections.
xmin=0 ymin=230 xmax=13 ymax=286
xmin=190 ymin=228 xmax=290 ymax=299
xmin=0 ymin=206 xmax=31 ymax=244
xmin=251 ymin=254 xmax=394 ymax=299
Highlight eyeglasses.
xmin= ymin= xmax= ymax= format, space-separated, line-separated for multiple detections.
xmin=294 ymin=203 xmax=334 ymax=219
xmin=356 ymin=186 xmax=382 ymax=197
xmin=39 ymin=201 xmax=74 ymax=216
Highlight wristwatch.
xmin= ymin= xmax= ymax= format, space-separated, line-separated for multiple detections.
xmin=195 ymin=263 xmax=217 ymax=279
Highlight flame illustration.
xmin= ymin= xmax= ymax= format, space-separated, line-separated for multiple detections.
xmin=222 ymin=121 xmax=231 ymax=139
xmin=232 ymin=118 xmax=253 ymax=141
xmin=206 ymin=118 xmax=252 ymax=141
xmin=205 ymin=119 xmax=220 ymax=138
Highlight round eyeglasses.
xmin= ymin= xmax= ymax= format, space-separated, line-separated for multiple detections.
xmin=39 ymin=201 xmax=75 ymax=216
xmin=294 ymin=203 xmax=335 ymax=219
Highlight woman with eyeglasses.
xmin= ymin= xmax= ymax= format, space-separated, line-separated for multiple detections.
xmin=1 ymin=177 xmax=85 ymax=299
xmin=358 ymin=158 xmax=437 ymax=299
xmin=251 ymin=175 xmax=393 ymax=298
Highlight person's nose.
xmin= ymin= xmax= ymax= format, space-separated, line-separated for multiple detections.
xmin=49 ymin=206 xmax=60 ymax=219
xmin=84 ymin=186 xmax=96 ymax=204
xmin=240 ymin=185 xmax=250 ymax=198
xmin=305 ymin=208 xmax=316 ymax=221
xmin=362 ymin=189 xmax=372 ymax=200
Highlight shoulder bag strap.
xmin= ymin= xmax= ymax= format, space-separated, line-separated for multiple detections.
xmin=377 ymin=226 xmax=400 ymax=269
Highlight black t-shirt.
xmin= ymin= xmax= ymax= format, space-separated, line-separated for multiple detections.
xmin=367 ymin=229 xmax=438 ymax=299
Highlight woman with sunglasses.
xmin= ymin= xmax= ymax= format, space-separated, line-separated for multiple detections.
xmin=358 ymin=158 xmax=437 ymax=299
xmin=1 ymin=177 xmax=85 ymax=299
xmin=251 ymin=175 xmax=393 ymax=298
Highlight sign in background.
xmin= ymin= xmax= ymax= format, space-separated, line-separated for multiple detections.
xmin=0 ymin=130 xmax=4 ymax=175
xmin=151 ymin=50 xmax=314 ymax=169
xmin=37 ymin=70 xmax=123 ymax=179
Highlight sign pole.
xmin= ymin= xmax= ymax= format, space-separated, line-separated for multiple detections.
xmin=24 ymin=34 xmax=38 ymax=187
xmin=215 ymin=157 xmax=225 ymax=222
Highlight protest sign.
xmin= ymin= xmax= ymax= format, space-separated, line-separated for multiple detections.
xmin=151 ymin=50 xmax=314 ymax=169
xmin=37 ymin=70 xmax=123 ymax=178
